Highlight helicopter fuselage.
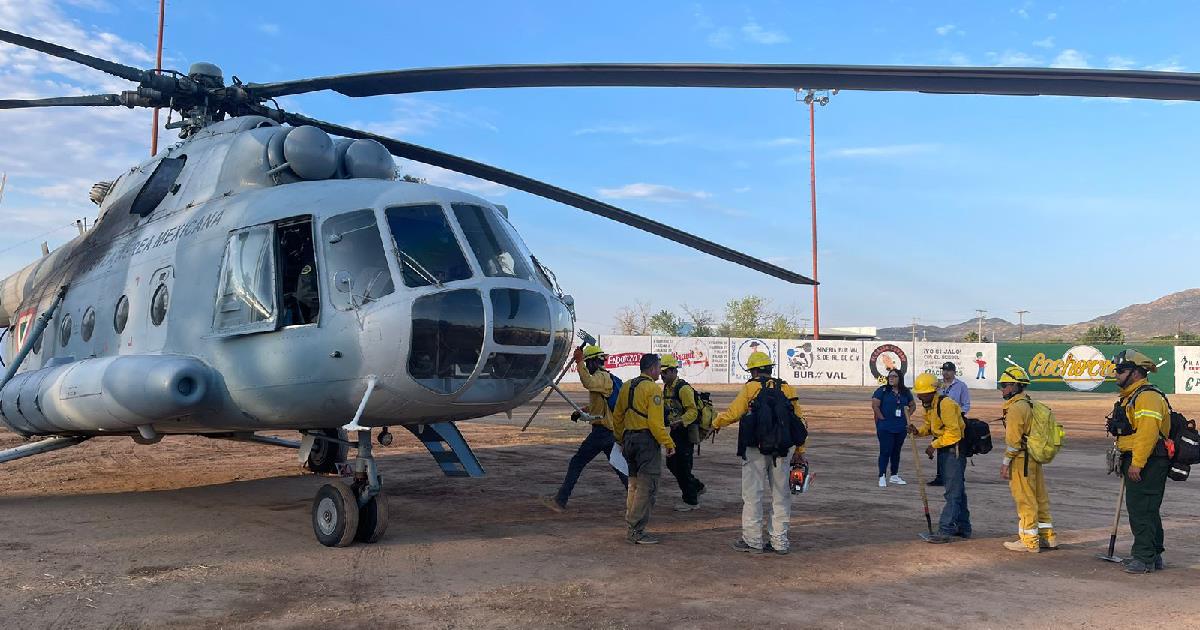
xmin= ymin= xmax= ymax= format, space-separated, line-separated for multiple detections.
xmin=0 ymin=116 xmax=574 ymax=437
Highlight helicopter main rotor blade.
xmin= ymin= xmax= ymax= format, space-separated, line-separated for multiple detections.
xmin=0 ymin=94 xmax=124 ymax=109
xmin=247 ymin=63 xmax=1200 ymax=102
xmin=0 ymin=29 xmax=146 ymax=84
xmin=276 ymin=111 xmax=815 ymax=286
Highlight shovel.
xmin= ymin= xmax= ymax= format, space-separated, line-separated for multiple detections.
xmin=910 ymin=434 xmax=935 ymax=538
xmin=1097 ymin=477 xmax=1126 ymax=563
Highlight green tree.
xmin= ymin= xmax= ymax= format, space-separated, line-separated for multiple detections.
xmin=963 ymin=331 xmax=980 ymax=343
xmin=649 ymin=309 xmax=685 ymax=336
xmin=681 ymin=304 xmax=717 ymax=337
xmin=1079 ymin=324 xmax=1125 ymax=344
xmin=721 ymin=295 xmax=768 ymax=337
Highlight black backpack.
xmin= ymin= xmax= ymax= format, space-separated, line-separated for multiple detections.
xmin=748 ymin=378 xmax=808 ymax=459
xmin=935 ymin=396 xmax=992 ymax=457
xmin=1130 ymin=385 xmax=1200 ymax=480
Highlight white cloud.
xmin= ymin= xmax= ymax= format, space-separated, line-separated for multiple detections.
xmin=947 ymin=52 xmax=971 ymax=66
xmin=741 ymin=19 xmax=789 ymax=44
xmin=988 ymin=50 xmax=1042 ymax=67
xmin=258 ymin=23 xmax=280 ymax=36
xmin=706 ymin=27 xmax=734 ymax=49
xmin=1145 ymin=58 xmax=1186 ymax=72
xmin=935 ymin=24 xmax=957 ymax=36
xmin=1051 ymin=49 xmax=1089 ymax=68
xmin=632 ymin=135 xmax=692 ymax=146
xmin=1046 ymin=12 xmax=1058 ymax=20
xmin=572 ymin=124 xmax=644 ymax=136
xmin=1032 ymin=36 xmax=1055 ymax=49
xmin=354 ymin=95 xmax=497 ymax=137
xmin=827 ymin=143 xmax=940 ymax=158
xmin=1106 ymin=55 xmax=1136 ymax=70
xmin=733 ymin=186 xmax=751 ymax=193
xmin=396 ymin=159 xmax=508 ymax=197
xmin=597 ymin=183 xmax=711 ymax=203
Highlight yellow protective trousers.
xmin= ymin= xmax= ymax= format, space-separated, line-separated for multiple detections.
xmin=1009 ymin=453 xmax=1053 ymax=549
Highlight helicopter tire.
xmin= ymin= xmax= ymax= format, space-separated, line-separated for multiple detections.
xmin=305 ymin=428 xmax=348 ymax=474
xmin=312 ymin=482 xmax=359 ymax=547
xmin=354 ymin=491 xmax=390 ymax=544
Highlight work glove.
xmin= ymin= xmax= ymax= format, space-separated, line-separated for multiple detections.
xmin=570 ymin=410 xmax=582 ymax=422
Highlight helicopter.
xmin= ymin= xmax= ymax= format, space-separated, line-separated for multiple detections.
xmin=0 ymin=28 xmax=1196 ymax=547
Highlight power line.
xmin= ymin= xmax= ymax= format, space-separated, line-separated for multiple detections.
xmin=0 ymin=224 xmax=75 ymax=257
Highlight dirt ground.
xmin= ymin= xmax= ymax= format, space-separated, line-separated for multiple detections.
xmin=1 ymin=385 xmax=1198 ymax=629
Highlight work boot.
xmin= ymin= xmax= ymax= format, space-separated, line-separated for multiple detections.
xmin=673 ymin=502 xmax=699 ymax=512
xmin=1123 ymin=559 xmax=1153 ymax=574
xmin=927 ymin=478 xmax=944 ymax=487
xmin=1004 ymin=540 xmax=1041 ymax=553
xmin=541 ymin=495 xmax=565 ymax=513
xmin=764 ymin=543 xmax=789 ymax=556
xmin=1039 ymin=534 xmax=1059 ymax=550
xmin=919 ymin=532 xmax=953 ymax=544
xmin=731 ymin=539 xmax=764 ymax=554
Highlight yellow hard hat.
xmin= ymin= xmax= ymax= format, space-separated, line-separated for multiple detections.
xmin=913 ymin=372 xmax=938 ymax=394
xmin=746 ymin=351 xmax=774 ymax=370
xmin=998 ymin=366 xmax=1031 ymax=386
xmin=582 ymin=345 xmax=607 ymax=361
xmin=660 ymin=354 xmax=680 ymax=369
xmin=1113 ymin=349 xmax=1157 ymax=373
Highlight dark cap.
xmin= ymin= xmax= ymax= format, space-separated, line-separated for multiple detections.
xmin=940 ymin=361 xmax=957 ymax=371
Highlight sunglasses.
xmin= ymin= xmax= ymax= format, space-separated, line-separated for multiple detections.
xmin=1115 ymin=365 xmax=1133 ymax=375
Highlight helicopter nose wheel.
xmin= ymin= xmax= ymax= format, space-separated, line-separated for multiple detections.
xmin=311 ymin=429 xmax=389 ymax=546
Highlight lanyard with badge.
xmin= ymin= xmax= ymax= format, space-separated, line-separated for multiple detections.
xmin=890 ymin=389 xmax=905 ymax=419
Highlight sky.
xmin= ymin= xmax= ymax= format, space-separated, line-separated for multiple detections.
xmin=1 ymin=0 xmax=1198 ymax=336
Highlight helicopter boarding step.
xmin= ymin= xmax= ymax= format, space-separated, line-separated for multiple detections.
xmin=404 ymin=422 xmax=485 ymax=478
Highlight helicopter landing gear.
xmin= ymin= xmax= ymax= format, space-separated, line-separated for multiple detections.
xmin=311 ymin=429 xmax=388 ymax=547
xmin=304 ymin=428 xmax=348 ymax=474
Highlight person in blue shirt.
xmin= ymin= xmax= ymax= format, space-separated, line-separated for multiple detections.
xmin=871 ymin=369 xmax=915 ymax=487
xmin=929 ymin=361 xmax=971 ymax=487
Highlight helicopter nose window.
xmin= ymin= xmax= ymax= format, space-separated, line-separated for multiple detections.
xmin=322 ymin=210 xmax=395 ymax=309
xmin=384 ymin=204 xmax=472 ymax=287
xmin=451 ymin=204 xmax=534 ymax=280
xmin=409 ymin=289 xmax=484 ymax=394
xmin=490 ymin=289 xmax=550 ymax=346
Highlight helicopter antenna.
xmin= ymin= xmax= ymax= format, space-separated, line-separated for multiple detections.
xmin=150 ymin=0 xmax=166 ymax=156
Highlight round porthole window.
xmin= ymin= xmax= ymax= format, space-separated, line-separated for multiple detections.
xmin=81 ymin=307 xmax=96 ymax=342
xmin=59 ymin=313 xmax=72 ymax=347
xmin=151 ymin=284 xmax=169 ymax=326
xmin=114 ymin=295 xmax=129 ymax=333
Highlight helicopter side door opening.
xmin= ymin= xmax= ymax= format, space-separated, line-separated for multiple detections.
xmin=277 ymin=217 xmax=320 ymax=327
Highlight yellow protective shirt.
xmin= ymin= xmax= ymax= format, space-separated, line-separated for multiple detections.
xmin=613 ymin=375 xmax=675 ymax=449
xmin=1002 ymin=392 xmax=1034 ymax=465
xmin=1116 ymin=378 xmax=1171 ymax=468
xmin=713 ymin=377 xmax=807 ymax=455
xmin=663 ymin=379 xmax=698 ymax=426
xmin=575 ymin=357 xmax=614 ymax=429
xmin=916 ymin=394 xmax=964 ymax=449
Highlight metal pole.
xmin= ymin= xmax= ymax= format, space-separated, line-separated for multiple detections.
xmin=1 ymin=285 xmax=68 ymax=391
xmin=150 ymin=0 xmax=166 ymax=156
xmin=809 ymin=98 xmax=820 ymax=340
xmin=1016 ymin=310 xmax=1028 ymax=341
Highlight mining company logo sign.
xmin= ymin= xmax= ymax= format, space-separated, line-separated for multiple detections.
xmin=868 ymin=343 xmax=909 ymax=385
xmin=1022 ymin=344 xmax=1114 ymax=391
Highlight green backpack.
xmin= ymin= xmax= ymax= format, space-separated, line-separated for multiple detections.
xmin=1023 ymin=398 xmax=1065 ymax=464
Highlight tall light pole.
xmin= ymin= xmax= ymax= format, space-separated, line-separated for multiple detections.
xmin=798 ymin=88 xmax=835 ymax=340
xmin=975 ymin=309 xmax=987 ymax=342
xmin=1016 ymin=309 xmax=1029 ymax=341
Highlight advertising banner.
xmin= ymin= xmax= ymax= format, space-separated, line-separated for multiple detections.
xmin=592 ymin=335 xmax=653 ymax=381
xmin=1175 ymin=346 xmax=1200 ymax=394
xmin=729 ymin=338 xmax=779 ymax=382
xmin=778 ymin=339 xmax=864 ymax=386
xmin=913 ymin=343 xmax=997 ymax=389
xmin=996 ymin=343 xmax=1175 ymax=393
xmin=652 ymin=336 xmax=730 ymax=384
xmin=862 ymin=341 xmax=915 ymax=387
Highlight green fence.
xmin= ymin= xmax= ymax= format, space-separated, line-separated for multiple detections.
xmin=996 ymin=343 xmax=1175 ymax=393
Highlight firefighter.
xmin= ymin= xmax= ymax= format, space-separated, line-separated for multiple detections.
xmin=1111 ymin=349 xmax=1171 ymax=574
xmin=908 ymin=372 xmax=971 ymax=543
xmin=998 ymin=366 xmax=1056 ymax=553
xmin=612 ymin=354 xmax=676 ymax=544
xmin=661 ymin=354 xmax=705 ymax=511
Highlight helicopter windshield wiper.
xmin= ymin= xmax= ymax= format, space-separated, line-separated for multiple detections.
xmin=393 ymin=248 xmax=444 ymax=288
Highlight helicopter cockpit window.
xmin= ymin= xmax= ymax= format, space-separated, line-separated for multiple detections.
xmin=277 ymin=218 xmax=320 ymax=326
xmin=323 ymin=210 xmax=395 ymax=309
xmin=451 ymin=204 xmax=534 ymax=280
xmin=213 ymin=225 xmax=278 ymax=334
xmin=384 ymin=204 xmax=472 ymax=288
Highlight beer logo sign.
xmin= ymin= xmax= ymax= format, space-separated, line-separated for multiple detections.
xmin=1024 ymin=344 xmax=1114 ymax=391
xmin=869 ymin=344 xmax=908 ymax=384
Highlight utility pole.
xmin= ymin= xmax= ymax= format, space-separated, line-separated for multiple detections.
xmin=975 ymin=309 xmax=987 ymax=342
xmin=1016 ymin=310 xmax=1029 ymax=341
xmin=151 ymin=0 xmax=166 ymax=155
xmin=799 ymin=318 xmax=811 ymax=338
xmin=911 ymin=317 xmax=918 ymax=343
xmin=797 ymin=88 xmax=835 ymax=340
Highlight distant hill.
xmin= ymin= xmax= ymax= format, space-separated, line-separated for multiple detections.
xmin=878 ymin=288 xmax=1200 ymax=342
